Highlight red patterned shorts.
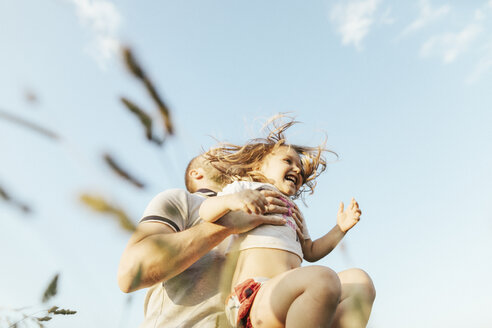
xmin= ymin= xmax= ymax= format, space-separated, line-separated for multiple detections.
xmin=225 ymin=277 xmax=268 ymax=328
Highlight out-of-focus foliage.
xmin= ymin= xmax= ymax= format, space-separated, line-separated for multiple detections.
xmin=23 ymin=88 xmax=39 ymax=105
xmin=0 ymin=109 xmax=59 ymax=141
xmin=0 ymin=46 xmax=176 ymax=327
xmin=41 ymin=274 xmax=59 ymax=303
xmin=122 ymin=47 xmax=174 ymax=135
xmin=103 ymin=153 xmax=146 ymax=189
xmin=129 ymin=265 xmax=143 ymax=292
xmin=79 ymin=193 xmax=136 ymax=232
xmin=0 ymin=184 xmax=32 ymax=214
xmin=120 ymin=97 xmax=164 ymax=145
xmin=2 ymin=274 xmax=76 ymax=328
xmin=49 ymin=309 xmax=76 ymax=315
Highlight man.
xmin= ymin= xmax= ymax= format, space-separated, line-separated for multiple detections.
xmin=117 ymin=156 xmax=288 ymax=327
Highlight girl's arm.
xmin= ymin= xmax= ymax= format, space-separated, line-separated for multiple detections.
xmin=300 ymin=225 xmax=346 ymax=262
xmin=292 ymin=198 xmax=361 ymax=262
xmin=199 ymin=189 xmax=269 ymax=222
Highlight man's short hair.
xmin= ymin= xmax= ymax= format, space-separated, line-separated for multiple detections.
xmin=184 ymin=155 xmax=202 ymax=192
xmin=185 ymin=154 xmax=229 ymax=192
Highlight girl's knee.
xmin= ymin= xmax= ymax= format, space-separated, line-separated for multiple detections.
xmin=305 ymin=266 xmax=342 ymax=301
xmin=342 ymin=268 xmax=376 ymax=301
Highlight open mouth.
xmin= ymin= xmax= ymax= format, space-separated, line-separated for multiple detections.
xmin=284 ymin=174 xmax=298 ymax=186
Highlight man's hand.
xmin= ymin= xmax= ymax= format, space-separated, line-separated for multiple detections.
xmin=261 ymin=189 xmax=290 ymax=215
xmin=290 ymin=202 xmax=306 ymax=242
xmin=216 ymin=188 xmax=291 ymax=234
xmin=337 ymin=198 xmax=362 ymax=233
xmin=217 ymin=190 xmax=289 ymax=234
xmin=216 ymin=211 xmax=286 ymax=234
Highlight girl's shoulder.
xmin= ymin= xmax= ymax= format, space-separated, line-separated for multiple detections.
xmin=221 ymin=181 xmax=276 ymax=194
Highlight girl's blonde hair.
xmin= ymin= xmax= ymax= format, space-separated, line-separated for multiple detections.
xmin=206 ymin=116 xmax=336 ymax=198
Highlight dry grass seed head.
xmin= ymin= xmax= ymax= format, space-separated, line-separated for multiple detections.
xmin=37 ymin=316 xmax=52 ymax=322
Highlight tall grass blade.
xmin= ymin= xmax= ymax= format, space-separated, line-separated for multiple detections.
xmin=0 ymin=184 xmax=32 ymax=214
xmin=103 ymin=153 xmax=146 ymax=189
xmin=122 ymin=47 xmax=174 ymax=135
xmin=120 ymin=97 xmax=163 ymax=145
xmin=42 ymin=273 xmax=59 ymax=303
xmin=80 ymin=193 xmax=136 ymax=232
xmin=0 ymin=109 xmax=59 ymax=141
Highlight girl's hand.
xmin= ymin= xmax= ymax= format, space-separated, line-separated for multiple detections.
xmin=227 ymin=190 xmax=268 ymax=214
xmin=337 ymin=198 xmax=362 ymax=233
xmin=226 ymin=189 xmax=289 ymax=215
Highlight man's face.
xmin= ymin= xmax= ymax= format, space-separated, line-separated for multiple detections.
xmin=198 ymin=157 xmax=227 ymax=189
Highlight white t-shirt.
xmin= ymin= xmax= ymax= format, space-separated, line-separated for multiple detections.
xmin=139 ymin=189 xmax=230 ymax=328
xmin=219 ymin=181 xmax=310 ymax=260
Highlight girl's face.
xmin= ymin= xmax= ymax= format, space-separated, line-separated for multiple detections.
xmin=258 ymin=146 xmax=303 ymax=196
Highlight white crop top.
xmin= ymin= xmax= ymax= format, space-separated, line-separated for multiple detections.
xmin=218 ymin=181 xmax=310 ymax=260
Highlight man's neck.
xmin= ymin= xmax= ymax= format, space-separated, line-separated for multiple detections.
xmin=194 ymin=180 xmax=221 ymax=193
xmin=195 ymin=188 xmax=217 ymax=197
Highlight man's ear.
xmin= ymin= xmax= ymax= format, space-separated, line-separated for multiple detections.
xmin=189 ymin=168 xmax=205 ymax=181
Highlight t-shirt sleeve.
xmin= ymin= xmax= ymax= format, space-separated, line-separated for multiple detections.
xmin=219 ymin=181 xmax=246 ymax=195
xmin=219 ymin=181 xmax=267 ymax=195
xmin=140 ymin=189 xmax=189 ymax=232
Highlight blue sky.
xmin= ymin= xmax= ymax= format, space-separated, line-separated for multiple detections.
xmin=1 ymin=1 xmax=492 ymax=327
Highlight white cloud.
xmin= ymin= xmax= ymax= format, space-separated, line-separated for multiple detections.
xmin=68 ymin=0 xmax=122 ymax=69
xmin=474 ymin=9 xmax=485 ymax=21
xmin=401 ymin=0 xmax=450 ymax=36
xmin=379 ymin=7 xmax=396 ymax=25
xmin=466 ymin=45 xmax=492 ymax=83
xmin=329 ymin=0 xmax=381 ymax=50
xmin=466 ymin=2 xmax=492 ymax=83
xmin=415 ymin=2 xmax=492 ymax=83
xmin=420 ymin=23 xmax=482 ymax=64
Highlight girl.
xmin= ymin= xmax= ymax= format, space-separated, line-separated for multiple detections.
xmin=200 ymin=119 xmax=364 ymax=328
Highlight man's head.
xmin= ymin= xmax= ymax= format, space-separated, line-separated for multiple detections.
xmin=185 ymin=154 xmax=228 ymax=193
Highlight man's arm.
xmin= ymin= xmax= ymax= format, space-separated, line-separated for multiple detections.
xmin=117 ymin=211 xmax=286 ymax=293
xmin=118 ymin=220 xmax=232 ymax=293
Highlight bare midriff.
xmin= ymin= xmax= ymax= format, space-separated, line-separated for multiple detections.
xmin=231 ymin=248 xmax=301 ymax=290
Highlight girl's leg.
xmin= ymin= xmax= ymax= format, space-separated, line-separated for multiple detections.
xmin=330 ymin=268 xmax=376 ymax=328
xmin=249 ymin=265 xmax=341 ymax=328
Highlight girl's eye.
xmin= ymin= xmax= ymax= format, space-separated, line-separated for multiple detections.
xmin=284 ymin=158 xmax=292 ymax=164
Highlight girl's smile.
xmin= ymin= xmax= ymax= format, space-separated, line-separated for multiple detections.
xmin=258 ymin=146 xmax=303 ymax=196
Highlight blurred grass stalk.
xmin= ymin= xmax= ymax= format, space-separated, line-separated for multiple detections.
xmin=3 ymin=273 xmax=76 ymax=328
xmin=0 ymin=184 xmax=32 ymax=214
xmin=103 ymin=153 xmax=146 ymax=189
xmin=0 ymin=109 xmax=59 ymax=141
xmin=120 ymin=97 xmax=164 ymax=146
xmin=122 ymin=47 xmax=174 ymax=135
xmin=80 ymin=193 xmax=136 ymax=232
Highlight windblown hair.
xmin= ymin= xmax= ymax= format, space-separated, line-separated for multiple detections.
xmin=205 ymin=116 xmax=336 ymax=199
